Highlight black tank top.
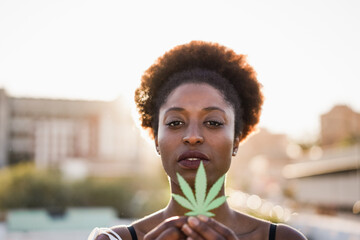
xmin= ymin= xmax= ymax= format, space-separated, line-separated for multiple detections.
xmin=127 ymin=224 xmax=277 ymax=240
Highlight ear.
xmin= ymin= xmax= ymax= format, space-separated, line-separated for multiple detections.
xmin=154 ymin=136 xmax=160 ymax=155
xmin=232 ymin=135 xmax=240 ymax=156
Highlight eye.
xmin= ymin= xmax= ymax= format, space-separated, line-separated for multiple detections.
xmin=204 ymin=120 xmax=224 ymax=128
xmin=166 ymin=121 xmax=184 ymax=128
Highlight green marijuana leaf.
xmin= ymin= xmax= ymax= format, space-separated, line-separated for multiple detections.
xmin=172 ymin=161 xmax=227 ymax=217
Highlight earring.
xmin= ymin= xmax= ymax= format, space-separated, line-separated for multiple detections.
xmin=156 ymin=147 xmax=160 ymax=155
xmin=232 ymin=148 xmax=238 ymax=156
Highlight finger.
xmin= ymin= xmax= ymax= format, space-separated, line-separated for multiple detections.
xmin=181 ymin=223 xmax=204 ymax=240
xmin=187 ymin=217 xmax=225 ymax=240
xmin=144 ymin=216 xmax=188 ymax=240
xmin=197 ymin=216 xmax=237 ymax=240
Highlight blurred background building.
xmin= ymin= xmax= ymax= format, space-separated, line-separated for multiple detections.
xmin=320 ymin=105 xmax=360 ymax=148
xmin=229 ymin=104 xmax=360 ymax=216
xmin=284 ymin=105 xmax=360 ymax=215
xmin=228 ymin=128 xmax=291 ymax=200
xmin=0 ymin=88 xmax=158 ymax=177
xmin=283 ymin=145 xmax=359 ymax=213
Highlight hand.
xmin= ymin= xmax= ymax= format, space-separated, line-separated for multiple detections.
xmin=144 ymin=216 xmax=188 ymax=240
xmin=181 ymin=216 xmax=238 ymax=240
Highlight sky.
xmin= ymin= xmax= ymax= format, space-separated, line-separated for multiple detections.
xmin=0 ymin=0 xmax=359 ymax=141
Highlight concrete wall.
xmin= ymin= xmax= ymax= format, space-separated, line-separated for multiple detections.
xmin=290 ymin=170 xmax=360 ymax=207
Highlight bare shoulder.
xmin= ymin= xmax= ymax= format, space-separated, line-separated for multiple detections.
xmin=276 ymin=224 xmax=307 ymax=240
xmin=231 ymin=211 xmax=307 ymax=240
xmin=93 ymin=209 xmax=165 ymax=240
xmin=130 ymin=210 xmax=166 ymax=238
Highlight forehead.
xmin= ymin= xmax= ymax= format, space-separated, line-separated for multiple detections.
xmin=160 ymin=83 xmax=233 ymax=112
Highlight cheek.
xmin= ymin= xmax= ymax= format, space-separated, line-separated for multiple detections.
xmin=217 ymin=137 xmax=234 ymax=155
xmin=158 ymin=138 xmax=172 ymax=154
xmin=207 ymin=132 xmax=234 ymax=156
xmin=214 ymin=126 xmax=235 ymax=149
xmin=157 ymin=132 xmax=180 ymax=179
xmin=157 ymin=129 xmax=182 ymax=170
xmin=157 ymin=127 xmax=178 ymax=152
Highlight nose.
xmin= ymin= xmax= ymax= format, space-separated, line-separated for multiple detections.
xmin=182 ymin=123 xmax=204 ymax=145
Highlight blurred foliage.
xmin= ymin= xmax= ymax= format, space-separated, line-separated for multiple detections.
xmin=7 ymin=151 xmax=33 ymax=165
xmin=339 ymin=134 xmax=360 ymax=147
xmin=0 ymin=163 xmax=169 ymax=218
xmin=0 ymin=163 xmax=290 ymax=223
xmin=244 ymin=208 xmax=283 ymax=223
xmin=297 ymin=141 xmax=319 ymax=152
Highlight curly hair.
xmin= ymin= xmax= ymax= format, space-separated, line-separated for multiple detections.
xmin=134 ymin=41 xmax=264 ymax=142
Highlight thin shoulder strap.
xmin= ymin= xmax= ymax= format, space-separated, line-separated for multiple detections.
xmin=269 ymin=224 xmax=277 ymax=240
xmin=88 ymin=227 xmax=122 ymax=240
xmin=127 ymin=225 xmax=138 ymax=240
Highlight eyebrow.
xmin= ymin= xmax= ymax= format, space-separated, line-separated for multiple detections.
xmin=164 ymin=106 xmax=226 ymax=114
xmin=165 ymin=107 xmax=185 ymax=114
xmin=203 ymin=106 xmax=226 ymax=113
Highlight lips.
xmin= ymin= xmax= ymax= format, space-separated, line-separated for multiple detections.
xmin=178 ymin=151 xmax=209 ymax=169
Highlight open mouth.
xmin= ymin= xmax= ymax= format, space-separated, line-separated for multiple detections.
xmin=178 ymin=151 xmax=209 ymax=169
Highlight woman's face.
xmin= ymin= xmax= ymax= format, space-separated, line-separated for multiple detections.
xmin=156 ymin=83 xmax=240 ymax=186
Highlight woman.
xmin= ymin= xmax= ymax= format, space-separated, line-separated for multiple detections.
xmin=89 ymin=41 xmax=307 ymax=240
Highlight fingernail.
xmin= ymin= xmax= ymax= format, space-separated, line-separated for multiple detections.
xmin=187 ymin=237 xmax=194 ymax=240
xmin=188 ymin=216 xmax=199 ymax=226
xmin=198 ymin=215 xmax=209 ymax=222
xmin=181 ymin=224 xmax=192 ymax=234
